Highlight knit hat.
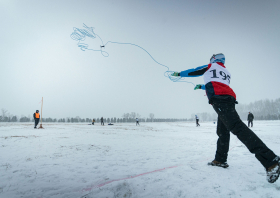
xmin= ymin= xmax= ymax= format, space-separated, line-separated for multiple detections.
xmin=210 ymin=53 xmax=225 ymax=64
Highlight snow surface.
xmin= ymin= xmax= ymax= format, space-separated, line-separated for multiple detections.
xmin=0 ymin=121 xmax=280 ymax=198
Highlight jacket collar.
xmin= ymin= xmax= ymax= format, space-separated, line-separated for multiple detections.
xmin=216 ymin=62 xmax=225 ymax=68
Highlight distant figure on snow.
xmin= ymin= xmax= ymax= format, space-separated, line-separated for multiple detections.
xmin=195 ymin=115 xmax=200 ymax=127
xmin=248 ymin=112 xmax=254 ymax=127
xmin=33 ymin=110 xmax=40 ymax=129
xmin=92 ymin=118 xmax=95 ymax=125
xmin=100 ymin=117 xmax=104 ymax=126
xmin=171 ymin=53 xmax=280 ymax=183
xmin=136 ymin=118 xmax=140 ymax=126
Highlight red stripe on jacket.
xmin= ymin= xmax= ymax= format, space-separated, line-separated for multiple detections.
xmin=211 ymin=81 xmax=236 ymax=99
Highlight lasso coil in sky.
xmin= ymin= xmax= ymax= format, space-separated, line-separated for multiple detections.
xmin=70 ymin=24 xmax=195 ymax=86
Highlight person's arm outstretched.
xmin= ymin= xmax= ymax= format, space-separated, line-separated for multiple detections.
xmin=179 ymin=65 xmax=208 ymax=77
xmin=172 ymin=65 xmax=208 ymax=90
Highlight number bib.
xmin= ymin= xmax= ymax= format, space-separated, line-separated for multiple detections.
xmin=203 ymin=63 xmax=231 ymax=86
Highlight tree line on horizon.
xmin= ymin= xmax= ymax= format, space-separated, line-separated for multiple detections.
xmin=190 ymin=98 xmax=280 ymax=121
xmin=236 ymin=98 xmax=280 ymax=120
xmin=0 ymin=110 xmax=188 ymax=123
xmin=1 ymin=98 xmax=280 ymax=123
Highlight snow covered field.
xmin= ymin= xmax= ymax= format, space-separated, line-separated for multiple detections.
xmin=0 ymin=121 xmax=280 ymax=198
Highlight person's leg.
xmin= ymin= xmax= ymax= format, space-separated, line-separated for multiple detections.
xmin=248 ymin=120 xmax=252 ymax=127
xmin=251 ymin=121 xmax=253 ymax=127
xmin=198 ymin=119 xmax=200 ymax=126
xmin=212 ymin=96 xmax=277 ymax=169
xmin=215 ymin=116 xmax=230 ymax=163
xmin=35 ymin=119 xmax=39 ymax=128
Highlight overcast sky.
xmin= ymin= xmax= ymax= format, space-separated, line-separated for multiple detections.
xmin=1 ymin=0 xmax=280 ymax=119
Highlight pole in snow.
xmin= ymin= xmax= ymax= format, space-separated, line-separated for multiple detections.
xmin=39 ymin=97 xmax=44 ymax=129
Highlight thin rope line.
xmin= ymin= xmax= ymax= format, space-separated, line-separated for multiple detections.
xmin=70 ymin=24 xmax=195 ymax=86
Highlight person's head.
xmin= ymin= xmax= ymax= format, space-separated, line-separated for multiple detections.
xmin=249 ymin=112 xmax=251 ymax=114
xmin=210 ymin=53 xmax=225 ymax=64
xmin=36 ymin=110 xmax=39 ymax=113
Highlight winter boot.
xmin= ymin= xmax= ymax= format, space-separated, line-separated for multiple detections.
xmin=267 ymin=156 xmax=280 ymax=183
xmin=208 ymin=160 xmax=229 ymax=168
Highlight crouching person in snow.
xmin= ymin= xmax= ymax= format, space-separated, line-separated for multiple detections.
xmin=33 ymin=110 xmax=40 ymax=129
xmin=171 ymin=53 xmax=280 ymax=183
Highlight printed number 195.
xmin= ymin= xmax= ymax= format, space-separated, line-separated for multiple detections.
xmin=210 ymin=69 xmax=230 ymax=83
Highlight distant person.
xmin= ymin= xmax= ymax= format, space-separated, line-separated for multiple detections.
xmin=248 ymin=112 xmax=254 ymax=127
xmin=101 ymin=117 xmax=104 ymax=126
xmin=171 ymin=53 xmax=280 ymax=183
xmin=195 ymin=115 xmax=200 ymax=127
xmin=136 ymin=118 xmax=140 ymax=126
xmin=92 ymin=118 xmax=95 ymax=125
xmin=33 ymin=110 xmax=40 ymax=129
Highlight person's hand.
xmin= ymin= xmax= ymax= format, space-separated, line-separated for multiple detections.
xmin=194 ymin=84 xmax=203 ymax=90
xmin=171 ymin=72 xmax=179 ymax=76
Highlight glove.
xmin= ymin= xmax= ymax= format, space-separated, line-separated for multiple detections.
xmin=171 ymin=72 xmax=179 ymax=76
xmin=194 ymin=84 xmax=203 ymax=90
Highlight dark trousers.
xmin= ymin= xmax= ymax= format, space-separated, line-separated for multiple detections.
xmin=34 ymin=118 xmax=39 ymax=128
xmin=196 ymin=119 xmax=200 ymax=126
xmin=101 ymin=121 xmax=104 ymax=125
xmin=248 ymin=120 xmax=253 ymax=127
xmin=136 ymin=121 xmax=139 ymax=126
xmin=211 ymin=95 xmax=276 ymax=169
xmin=92 ymin=122 xmax=94 ymax=125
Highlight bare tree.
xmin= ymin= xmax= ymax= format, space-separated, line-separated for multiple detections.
xmin=149 ymin=113 xmax=155 ymax=122
xmin=130 ymin=112 xmax=136 ymax=119
xmin=0 ymin=109 xmax=9 ymax=122
xmin=122 ymin=113 xmax=130 ymax=119
xmin=1 ymin=108 xmax=8 ymax=117
xmin=76 ymin=116 xmax=81 ymax=122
